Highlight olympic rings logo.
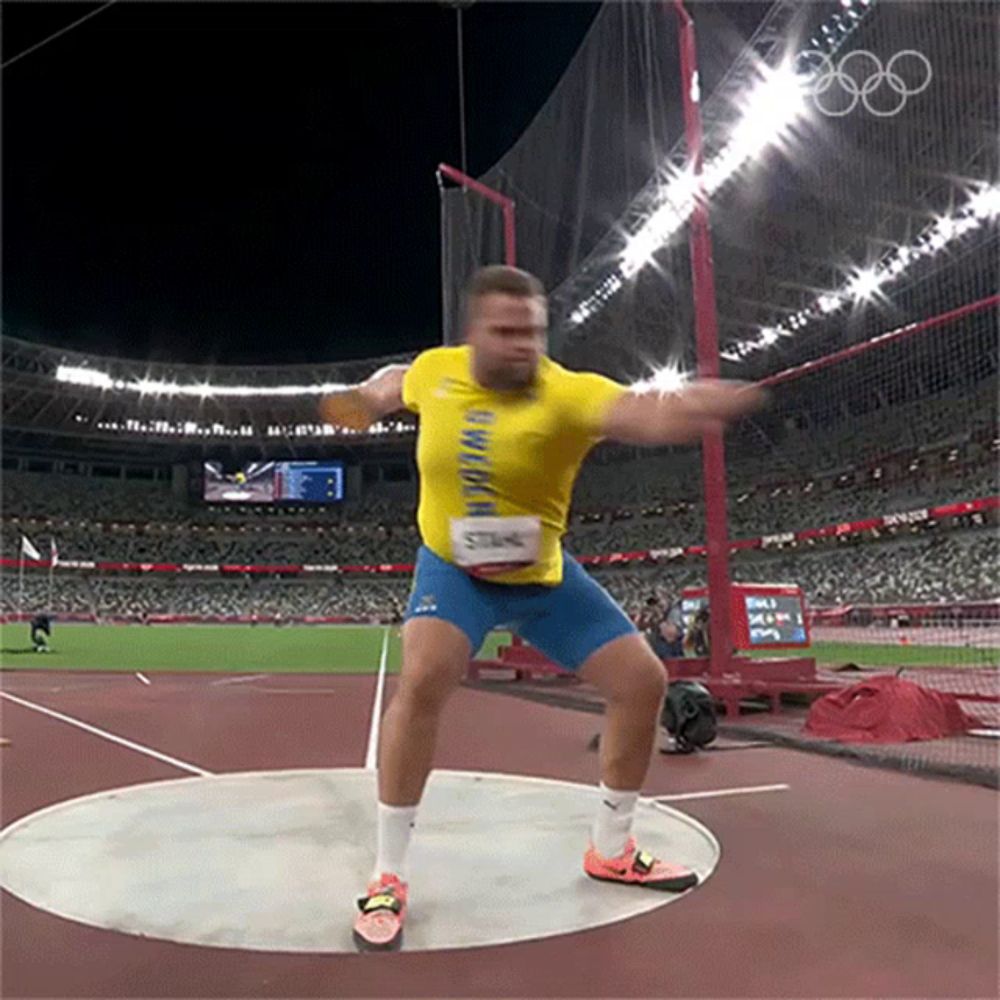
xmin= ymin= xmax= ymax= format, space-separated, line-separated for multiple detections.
xmin=795 ymin=49 xmax=933 ymax=118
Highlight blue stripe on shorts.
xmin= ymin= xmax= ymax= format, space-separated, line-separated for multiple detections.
xmin=404 ymin=545 xmax=637 ymax=671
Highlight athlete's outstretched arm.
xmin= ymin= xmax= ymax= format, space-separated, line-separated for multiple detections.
xmin=318 ymin=364 xmax=409 ymax=432
xmin=601 ymin=379 xmax=766 ymax=446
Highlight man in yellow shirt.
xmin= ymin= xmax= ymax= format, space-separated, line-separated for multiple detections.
xmin=320 ymin=266 xmax=763 ymax=951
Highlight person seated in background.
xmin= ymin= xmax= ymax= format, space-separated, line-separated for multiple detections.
xmin=635 ymin=595 xmax=661 ymax=634
xmin=686 ymin=607 xmax=710 ymax=658
xmin=645 ymin=596 xmax=685 ymax=660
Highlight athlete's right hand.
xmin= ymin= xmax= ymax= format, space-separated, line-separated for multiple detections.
xmin=318 ymin=389 xmax=376 ymax=432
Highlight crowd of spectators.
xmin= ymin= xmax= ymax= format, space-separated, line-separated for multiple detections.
xmin=3 ymin=530 xmax=995 ymax=622
xmin=3 ymin=378 xmax=995 ymax=621
xmin=3 ymin=440 xmax=993 ymax=567
xmin=601 ymin=530 xmax=999 ymax=620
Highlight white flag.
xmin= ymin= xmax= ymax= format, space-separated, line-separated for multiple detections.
xmin=20 ymin=535 xmax=41 ymax=561
xmin=50 ymin=538 xmax=59 ymax=566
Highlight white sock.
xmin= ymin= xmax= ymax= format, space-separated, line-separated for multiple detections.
xmin=374 ymin=802 xmax=418 ymax=881
xmin=591 ymin=782 xmax=639 ymax=859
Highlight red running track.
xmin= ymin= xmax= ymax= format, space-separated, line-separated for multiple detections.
xmin=1 ymin=670 xmax=997 ymax=998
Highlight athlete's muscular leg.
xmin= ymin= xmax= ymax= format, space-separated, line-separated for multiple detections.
xmin=377 ymin=616 xmax=471 ymax=805
xmin=581 ymin=632 xmax=667 ymax=791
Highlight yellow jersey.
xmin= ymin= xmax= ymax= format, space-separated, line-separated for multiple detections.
xmin=401 ymin=345 xmax=626 ymax=586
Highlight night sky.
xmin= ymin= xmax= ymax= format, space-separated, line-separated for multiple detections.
xmin=3 ymin=2 xmax=600 ymax=365
xmin=3 ymin=2 xmax=766 ymax=368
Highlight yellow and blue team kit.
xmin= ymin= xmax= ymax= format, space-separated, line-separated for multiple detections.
xmin=401 ymin=345 xmax=638 ymax=668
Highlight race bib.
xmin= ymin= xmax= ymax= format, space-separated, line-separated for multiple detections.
xmin=450 ymin=516 xmax=541 ymax=577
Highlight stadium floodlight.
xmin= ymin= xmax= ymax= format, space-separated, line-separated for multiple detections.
xmin=82 ymin=412 xmax=416 ymax=438
xmin=703 ymin=66 xmax=805 ymax=192
xmin=631 ymin=362 xmax=689 ymax=393
xmin=846 ymin=268 xmax=881 ymax=300
xmin=620 ymin=170 xmax=698 ymax=279
xmin=563 ymin=2 xmax=879 ymax=334
xmin=573 ymin=63 xmax=809 ymax=324
xmin=731 ymin=182 xmax=999 ymax=359
xmin=56 ymin=365 xmax=113 ymax=389
xmin=54 ymin=364 xmax=356 ymax=399
xmin=969 ymin=185 xmax=1000 ymax=218
xmin=619 ymin=65 xmax=806 ymax=285
xmin=135 ymin=376 xmax=180 ymax=396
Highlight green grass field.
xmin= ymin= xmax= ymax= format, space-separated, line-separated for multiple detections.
xmin=0 ymin=624 xmax=511 ymax=674
xmin=1 ymin=624 xmax=996 ymax=675
xmin=751 ymin=641 xmax=1000 ymax=669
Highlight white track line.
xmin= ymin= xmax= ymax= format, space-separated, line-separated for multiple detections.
xmin=364 ymin=628 xmax=391 ymax=771
xmin=0 ymin=690 xmax=212 ymax=777
xmin=210 ymin=673 xmax=267 ymax=687
xmin=135 ymin=672 xmax=151 ymax=686
xmin=652 ymin=783 xmax=790 ymax=803
xmin=240 ymin=688 xmax=342 ymax=696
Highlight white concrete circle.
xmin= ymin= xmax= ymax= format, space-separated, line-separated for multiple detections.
xmin=0 ymin=769 xmax=720 ymax=953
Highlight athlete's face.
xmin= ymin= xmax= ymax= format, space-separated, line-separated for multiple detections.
xmin=467 ymin=292 xmax=547 ymax=390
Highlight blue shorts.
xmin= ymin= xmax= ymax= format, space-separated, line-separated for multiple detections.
xmin=404 ymin=546 xmax=637 ymax=671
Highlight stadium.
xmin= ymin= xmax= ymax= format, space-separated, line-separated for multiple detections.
xmin=1 ymin=1 xmax=998 ymax=996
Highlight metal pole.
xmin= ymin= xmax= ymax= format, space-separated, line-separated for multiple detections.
xmin=502 ymin=202 xmax=517 ymax=267
xmin=672 ymin=0 xmax=734 ymax=678
xmin=760 ymin=294 xmax=1000 ymax=388
xmin=437 ymin=162 xmax=516 ymax=266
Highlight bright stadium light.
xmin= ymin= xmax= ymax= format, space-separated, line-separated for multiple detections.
xmin=731 ymin=181 xmax=998 ymax=359
xmin=620 ymin=65 xmax=806 ymax=285
xmin=54 ymin=364 xmax=357 ymax=399
xmin=620 ymin=170 xmax=697 ymax=279
xmin=703 ymin=65 xmax=806 ymax=192
xmin=84 ymin=413 xmax=417 ymax=439
xmin=846 ymin=268 xmax=881 ymax=300
xmin=968 ymin=184 xmax=1000 ymax=218
xmin=631 ymin=363 xmax=689 ymax=394
xmin=565 ymin=1 xmax=880 ymax=333
xmin=56 ymin=365 xmax=113 ymax=389
xmin=571 ymin=63 xmax=811 ymax=326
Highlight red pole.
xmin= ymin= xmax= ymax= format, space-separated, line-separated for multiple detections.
xmin=672 ymin=0 xmax=734 ymax=678
xmin=759 ymin=294 xmax=1000 ymax=388
xmin=437 ymin=162 xmax=516 ymax=265
xmin=502 ymin=202 xmax=517 ymax=268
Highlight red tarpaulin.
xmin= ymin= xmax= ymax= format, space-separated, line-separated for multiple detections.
xmin=804 ymin=675 xmax=978 ymax=744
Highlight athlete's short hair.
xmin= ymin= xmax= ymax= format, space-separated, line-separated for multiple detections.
xmin=466 ymin=265 xmax=545 ymax=304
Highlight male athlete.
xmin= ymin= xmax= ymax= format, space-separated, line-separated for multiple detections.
xmin=319 ymin=266 xmax=764 ymax=951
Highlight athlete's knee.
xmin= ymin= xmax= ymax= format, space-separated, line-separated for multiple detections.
xmin=621 ymin=654 xmax=667 ymax=707
xmin=396 ymin=659 xmax=462 ymax=714
xmin=588 ymin=636 xmax=666 ymax=707
xmin=397 ymin=618 xmax=471 ymax=713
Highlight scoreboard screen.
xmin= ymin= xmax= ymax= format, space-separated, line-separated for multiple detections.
xmin=743 ymin=594 xmax=807 ymax=646
xmin=680 ymin=583 xmax=810 ymax=650
xmin=204 ymin=461 xmax=344 ymax=504
xmin=274 ymin=462 xmax=344 ymax=503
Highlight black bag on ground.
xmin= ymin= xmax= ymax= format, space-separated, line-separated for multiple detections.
xmin=662 ymin=680 xmax=717 ymax=753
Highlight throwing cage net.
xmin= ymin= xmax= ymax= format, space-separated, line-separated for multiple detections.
xmin=440 ymin=0 xmax=999 ymax=784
